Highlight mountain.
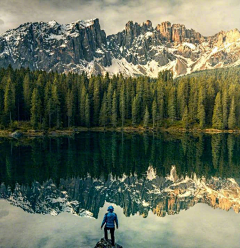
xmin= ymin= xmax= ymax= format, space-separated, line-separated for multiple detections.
xmin=1 ymin=166 xmax=240 ymax=218
xmin=1 ymin=18 xmax=240 ymax=77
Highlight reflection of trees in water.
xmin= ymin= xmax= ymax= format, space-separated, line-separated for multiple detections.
xmin=212 ymin=134 xmax=222 ymax=170
xmin=227 ymin=135 xmax=235 ymax=168
xmin=1 ymin=132 xmax=240 ymax=188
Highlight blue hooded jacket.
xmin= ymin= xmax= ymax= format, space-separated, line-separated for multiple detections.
xmin=101 ymin=206 xmax=118 ymax=228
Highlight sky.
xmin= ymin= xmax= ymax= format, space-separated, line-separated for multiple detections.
xmin=1 ymin=200 xmax=240 ymax=248
xmin=0 ymin=0 xmax=240 ymax=36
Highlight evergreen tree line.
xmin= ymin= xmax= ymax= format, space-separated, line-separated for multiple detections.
xmin=1 ymin=66 xmax=240 ymax=130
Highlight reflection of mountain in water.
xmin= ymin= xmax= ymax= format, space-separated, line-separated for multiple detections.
xmin=1 ymin=166 xmax=239 ymax=218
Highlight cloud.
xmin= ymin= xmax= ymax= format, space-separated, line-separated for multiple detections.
xmin=0 ymin=19 xmax=4 ymax=25
xmin=0 ymin=0 xmax=240 ymax=36
xmin=0 ymin=200 xmax=240 ymax=248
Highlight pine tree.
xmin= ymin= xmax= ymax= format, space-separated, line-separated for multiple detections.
xmin=47 ymin=98 xmax=53 ymax=128
xmin=99 ymin=93 xmax=107 ymax=128
xmin=112 ymin=91 xmax=117 ymax=128
xmin=93 ymin=80 xmax=100 ymax=126
xmin=23 ymin=73 xmax=31 ymax=120
xmin=125 ymin=78 xmax=132 ymax=119
xmin=79 ymin=85 xmax=86 ymax=126
xmin=119 ymin=85 xmax=126 ymax=129
xmin=177 ymin=80 xmax=188 ymax=119
xmin=143 ymin=106 xmax=149 ymax=128
xmin=222 ymin=89 xmax=228 ymax=129
xmin=182 ymin=106 xmax=189 ymax=129
xmin=188 ymin=85 xmax=198 ymax=124
xmin=34 ymin=74 xmax=44 ymax=124
xmin=212 ymin=92 xmax=223 ymax=129
xmin=85 ymin=93 xmax=90 ymax=128
xmin=198 ymin=86 xmax=206 ymax=129
xmin=132 ymin=96 xmax=138 ymax=126
xmin=30 ymin=88 xmax=40 ymax=129
xmin=4 ymin=77 xmax=15 ymax=124
xmin=228 ymin=97 xmax=236 ymax=129
xmin=198 ymin=104 xmax=206 ymax=129
xmin=66 ymin=89 xmax=73 ymax=128
xmin=206 ymin=83 xmax=215 ymax=125
xmin=70 ymin=80 xmax=78 ymax=126
xmin=142 ymin=79 xmax=150 ymax=118
xmin=157 ymin=82 xmax=164 ymax=123
xmin=44 ymin=81 xmax=54 ymax=128
xmin=152 ymin=100 xmax=157 ymax=129
xmin=106 ymin=83 xmax=113 ymax=123
xmin=52 ymin=84 xmax=61 ymax=128
xmin=168 ymin=87 xmax=177 ymax=122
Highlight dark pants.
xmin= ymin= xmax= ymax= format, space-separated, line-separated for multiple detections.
xmin=104 ymin=227 xmax=115 ymax=245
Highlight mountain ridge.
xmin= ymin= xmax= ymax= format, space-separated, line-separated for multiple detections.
xmin=1 ymin=166 xmax=240 ymax=218
xmin=1 ymin=18 xmax=240 ymax=77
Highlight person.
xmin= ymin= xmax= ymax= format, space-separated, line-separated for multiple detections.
xmin=101 ymin=205 xmax=119 ymax=246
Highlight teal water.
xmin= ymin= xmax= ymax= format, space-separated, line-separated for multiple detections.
xmin=0 ymin=132 xmax=240 ymax=248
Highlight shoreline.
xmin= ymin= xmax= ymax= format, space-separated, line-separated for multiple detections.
xmin=1 ymin=126 xmax=240 ymax=139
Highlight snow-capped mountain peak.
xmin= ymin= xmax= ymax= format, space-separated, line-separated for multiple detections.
xmin=1 ymin=18 xmax=240 ymax=77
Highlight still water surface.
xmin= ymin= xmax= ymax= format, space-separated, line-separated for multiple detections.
xmin=0 ymin=132 xmax=240 ymax=247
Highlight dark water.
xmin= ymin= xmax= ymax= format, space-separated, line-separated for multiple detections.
xmin=1 ymin=132 xmax=240 ymax=186
xmin=0 ymin=132 xmax=240 ymax=248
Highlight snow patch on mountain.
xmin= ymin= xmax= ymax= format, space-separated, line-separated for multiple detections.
xmin=1 ymin=18 xmax=240 ymax=77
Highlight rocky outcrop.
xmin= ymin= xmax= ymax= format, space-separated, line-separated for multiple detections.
xmin=213 ymin=29 xmax=240 ymax=47
xmin=171 ymin=24 xmax=186 ymax=43
xmin=95 ymin=238 xmax=123 ymax=248
xmin=0 ymin=18 xmax=111 ymax=75
xmin=9 ymin=131 xmax=23 ymax=139
xmin=156 ymin=21 xmax=202 ymax=43
xmin=174 ymin=58 xmax=187 ymax=75
xmin=0 ymin=18 xmax=240 ymax=77
xmin=156 ymin=21 xmax=172 ymax=40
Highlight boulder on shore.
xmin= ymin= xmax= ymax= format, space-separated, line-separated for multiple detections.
xmin=94 ymin=238 xmax=123 ymax=248
xmin=9 ymin=131 xmax=23 ymax=139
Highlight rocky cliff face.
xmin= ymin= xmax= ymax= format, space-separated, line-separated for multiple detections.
xmin=1 ymin=166 xmax=240 ymax=218
xmin=1 ymin=18 xmax=240 ymax=77
xmin=108 ymin=20 xmax=240 ymax=77
xmin=0 ymin=18 xmax=111 ymax=75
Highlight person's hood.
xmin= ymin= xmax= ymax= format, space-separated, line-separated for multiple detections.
xmin=107 ymin=206 xmax=114 ymax=212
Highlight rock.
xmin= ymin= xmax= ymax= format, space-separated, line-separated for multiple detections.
xmin=156 ymin=21 xmax=172 ymax=40
xmin=174 ymin=58 xmax=187 ymax=76
xmin=1 ymin=18 xmax=240 ymax=78
xmin=0 ymin=18 xmax=111 ymax=74
xmin=49 ymin=131 xmax=58 ymax=136
xmin=94 ymin=238 xmax=123 ymax=248
xmin=9 ymin=131 xmax=23 ymax=139
xmin=171 ymin=24 xmax=186 ymax=43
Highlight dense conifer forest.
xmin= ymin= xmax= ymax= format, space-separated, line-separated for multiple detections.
xmin=1 ymin=66 xmax=240 ymax=130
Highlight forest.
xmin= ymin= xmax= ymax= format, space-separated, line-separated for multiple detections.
xmin=1 ymin=66 xmax=240 ymax=130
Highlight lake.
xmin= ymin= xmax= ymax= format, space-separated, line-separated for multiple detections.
xmin=0 ymin=132 xmax=240 ymax=248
